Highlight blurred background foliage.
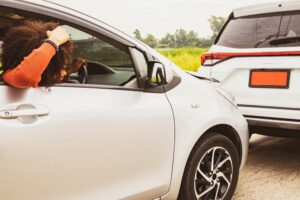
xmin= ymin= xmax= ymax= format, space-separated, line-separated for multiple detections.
xmin=134 ymin=16 xmax=226 ymax=71
xmin=158 ymin=48 xmax=207 ymax=71
xmin=134 ymin=16 xmax=226 ymax=49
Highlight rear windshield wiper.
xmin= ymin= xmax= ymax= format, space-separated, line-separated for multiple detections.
xmin=254 ymin=33 xmax=279 ymax=48
xmin=269 ymin=36 xmax=300 ymax=45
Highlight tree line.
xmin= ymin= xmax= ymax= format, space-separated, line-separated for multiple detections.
xmin=133 ymin=16 xmax=226 ymax=48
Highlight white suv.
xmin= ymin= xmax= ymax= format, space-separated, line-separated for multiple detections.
xmin=198 ymin=1 xmax=300 ymax=137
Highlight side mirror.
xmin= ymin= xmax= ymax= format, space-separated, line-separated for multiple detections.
xmin=147 ymin=60 xmax=167 ymax=87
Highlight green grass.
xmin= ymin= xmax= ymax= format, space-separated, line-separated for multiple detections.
xmin=157 ymin=48 xmax=207 ymax=72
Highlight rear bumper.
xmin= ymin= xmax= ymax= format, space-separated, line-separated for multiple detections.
xmin=238 ymin=104 xmax=300 ymax=129
xmin=245 ymin=115 xmax=300 ymax=137
xmin=246 ymin=115 xmax=300 ymax=130
xmin=238 ymin=104 xmax=300 ymax=136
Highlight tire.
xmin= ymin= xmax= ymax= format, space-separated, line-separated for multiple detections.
xmin=178 ymin=133 xmax=240 ymax=200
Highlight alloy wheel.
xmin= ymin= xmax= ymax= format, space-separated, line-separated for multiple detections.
xmin=194 ymin=147 xmax=233 ymax=200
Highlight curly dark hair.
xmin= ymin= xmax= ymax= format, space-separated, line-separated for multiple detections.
xmin=1 ymin=19 xmax=74 ymax=86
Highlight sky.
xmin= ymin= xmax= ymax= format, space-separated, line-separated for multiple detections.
xmin=51 ymin=0 xmax=281 ymax=38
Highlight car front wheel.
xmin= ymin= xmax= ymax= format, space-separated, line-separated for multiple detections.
xmin=179 ymin=133 xmax=240 ymax=200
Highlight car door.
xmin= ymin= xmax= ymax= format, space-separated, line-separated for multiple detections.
xmin=0 ymin=9 xmax=174 ymax=200
xmin=0 ymin=86 xmax=174 ymax=200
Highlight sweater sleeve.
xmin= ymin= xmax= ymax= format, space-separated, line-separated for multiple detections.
xmin=2 ymin=43 xmax=56 ymax=88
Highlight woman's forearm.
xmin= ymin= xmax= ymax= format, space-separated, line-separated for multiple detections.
xmin=2 ymin=43 xmax=56 ymax=88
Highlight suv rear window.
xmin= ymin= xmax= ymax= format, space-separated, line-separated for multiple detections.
xmin=216 ymin=13 xmax=300 ymax=48
xmin=278 ymin=14 xmax=300 ymax=47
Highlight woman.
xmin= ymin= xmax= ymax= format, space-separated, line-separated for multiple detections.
xmin=1 ymin=19 xmax=84 ymax=88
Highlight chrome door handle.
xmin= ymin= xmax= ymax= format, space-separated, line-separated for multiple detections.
xmin=0 ymin=108 xmax=49 ymax=119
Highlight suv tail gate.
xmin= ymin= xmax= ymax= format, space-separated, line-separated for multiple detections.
xmin=199 ymin=11 xmax=300 ymax=126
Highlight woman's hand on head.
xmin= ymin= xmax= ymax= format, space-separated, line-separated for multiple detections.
xmin=47 ymin=26 xmax=70 ymax=46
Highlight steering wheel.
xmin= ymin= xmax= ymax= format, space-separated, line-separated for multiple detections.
xmin=78 ymin=62 xmax=88 ymax=84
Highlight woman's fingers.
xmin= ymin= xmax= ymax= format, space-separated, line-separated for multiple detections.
xmin=46 ymin=30 xmax=52 ymax=38
xmin=48 ymin=26 xmax=70 ymax=46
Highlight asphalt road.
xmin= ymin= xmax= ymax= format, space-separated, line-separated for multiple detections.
xmin=233 ymin=135 xmax=300 ymax=200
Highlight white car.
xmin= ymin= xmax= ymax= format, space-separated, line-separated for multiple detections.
xmin=0 ymin=1 xmax=248 ymax=199
xmin=199 ymin=1 xmax=300 ymax=138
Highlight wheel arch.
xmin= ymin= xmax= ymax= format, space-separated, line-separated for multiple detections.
xmin=198 ymin=124 xmax=242 ymax=165
xmin=176 ymin=124 xmax=242 ymax=200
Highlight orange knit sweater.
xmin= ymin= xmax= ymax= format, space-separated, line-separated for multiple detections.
xmin=2 ymin=43 xmax=56 ymax=88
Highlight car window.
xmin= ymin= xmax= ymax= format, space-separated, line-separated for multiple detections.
xmin=278 ymin=14 xmax=300 ymax=47
xmin=217 ymin=18 xmax=256 ymax=48
xmin=0 ymin=6 xmax=141 ymax=89
xmin=130 ymin=48 xmax=148 ymax=77
xmin=217 ymin=15 xmax=282 ymax=48
xmin=63 ymin=25 xmax=137 ymax=87
xmin=255 ymin=16 xmax=281 ymax=48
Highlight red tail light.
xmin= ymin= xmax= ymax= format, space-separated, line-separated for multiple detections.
xmin=201 ymin=51 xmax=300 ymax=66
xmin=201 ymin=53 xmax=227 ymax=66
xmin=201 ymin=53 xmax=212 ymax=66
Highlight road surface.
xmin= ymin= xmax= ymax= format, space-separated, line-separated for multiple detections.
xmin=233 ymin=135 xmax=300 ymax=200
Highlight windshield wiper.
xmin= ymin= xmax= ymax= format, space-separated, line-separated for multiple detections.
xmin=254 ymin=33 xmax=279 ymax=48
xmin=269 ymin=36 xmax=300 ymax=45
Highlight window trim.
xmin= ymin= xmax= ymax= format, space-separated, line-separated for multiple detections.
xmin=51 ymin=83 xmax=142 ymax=91
xmin=215 ymin=13 xmax=234 ymax=45
xmin=0 ymin=81 xmax=142 ymax=92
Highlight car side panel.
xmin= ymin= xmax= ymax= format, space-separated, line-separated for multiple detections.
xmin=160 ymin=71 xmax=248 ymax=199
xmin=0 ymin=86 xmax=174 ymax=200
